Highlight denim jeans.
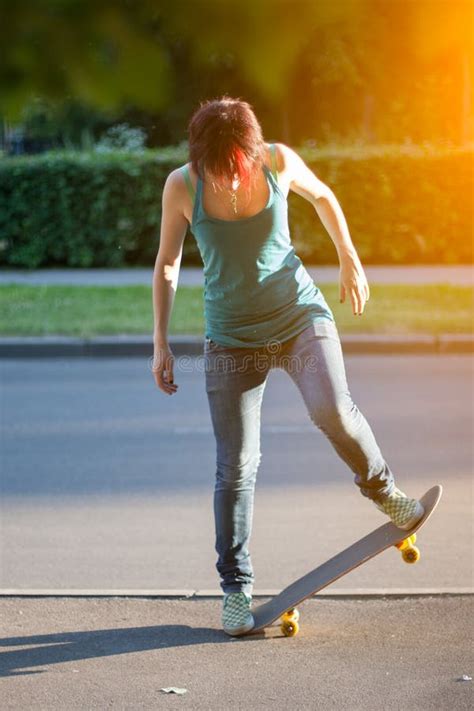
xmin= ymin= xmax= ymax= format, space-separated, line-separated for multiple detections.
xmin=204 ymin=320 xmax=396 ymax=595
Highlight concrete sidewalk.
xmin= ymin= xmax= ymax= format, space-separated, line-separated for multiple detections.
xmin=1 ymin=265 xmax=473 ymax=286
xmin=1 ymin=596 xmax=472 ymax=709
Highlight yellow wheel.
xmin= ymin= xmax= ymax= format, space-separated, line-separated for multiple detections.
xmin=281 ymin=619 xmax=300 ymax=637
xmin=401 ymin=545 xmax=420 ymax=564
xmin=282 ymin=608 xmax=300 ymax=623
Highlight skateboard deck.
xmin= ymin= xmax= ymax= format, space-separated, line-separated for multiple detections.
xmin=245 ymin=484 xmax=442 ymax=636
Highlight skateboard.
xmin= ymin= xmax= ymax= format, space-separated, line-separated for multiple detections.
xmin=244 ymin=484 xmax=442 ymax=637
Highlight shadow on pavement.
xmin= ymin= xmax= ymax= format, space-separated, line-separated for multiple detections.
xmin=0 ymin=624 xmax=245 ymax=677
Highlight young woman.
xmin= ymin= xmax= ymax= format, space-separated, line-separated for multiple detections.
xmin=152 ymin=96 xmax=424 ymax=636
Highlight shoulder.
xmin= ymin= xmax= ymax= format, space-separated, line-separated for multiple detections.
xmin=262 ymin=142 xmax=281 ymax=171
xmin=265 ymin=142 xmax=305 ymax=183
xmin=163 ymin=166 xmax=185 ymax=188
xmin=168 ymin=164 xmax=191 ymax=184
xmin=263 ymin=142 xmax=293 ymax=196
xmin=160 ymin=167 xmax=193 ymax=218
xmin=269 ymin=142 xmax=302 ymax=173
xmin=270 ymin=142 xmax=323 ymax=184
xmin=273 ymin=144 xmax=330 ymax=202
xmin=164 ymin=165 xmax=196 ymax=198
xmin=160 ymin=165 xmax=196 ymax=226
xmin=178 ymin=162 xmax=199 ymax=191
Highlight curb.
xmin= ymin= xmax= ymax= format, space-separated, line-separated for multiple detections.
xmin=0 ymin=333 xmax=473 ymax=358
xmin=0 ymin=588 xmax=472 ymax=599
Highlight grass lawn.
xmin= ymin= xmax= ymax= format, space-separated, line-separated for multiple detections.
xmin=0 ymin=283 xmax=472 ymax=337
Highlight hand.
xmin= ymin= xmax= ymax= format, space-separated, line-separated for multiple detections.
xmin=339 ymin=254 xmax=370 ymax=316
xmin=151 ymin=343 xmax=178 ymax=395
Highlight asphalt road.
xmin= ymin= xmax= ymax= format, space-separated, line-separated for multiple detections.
xmin=1 ymin=353 xmax=472 ymax=592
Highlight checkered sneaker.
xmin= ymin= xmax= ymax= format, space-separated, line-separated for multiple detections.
xmin=222 ymin=592 xmax=255 ymax=636
xmin=375 ymin=487 xmax=424 ymax=530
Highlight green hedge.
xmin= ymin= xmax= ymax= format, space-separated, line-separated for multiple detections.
xmin=0 ymin=151 xmax=173 ymax=268
xmin=288 ymin=145 xmax=473 ymax=265
xmin=0 ymin=145 xmax=472 ymax=268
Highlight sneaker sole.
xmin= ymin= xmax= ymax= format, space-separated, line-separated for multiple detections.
xmin=223 ymin=617 xmax=255 ymax=636
xmin=395 ymin=501 xmax=425 ymax=531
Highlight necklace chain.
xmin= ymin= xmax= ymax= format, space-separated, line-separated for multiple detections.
xmin=212 ymin=175 xmax=246 ymax=215
xmin=228 ymin=176 xmax=240 ymax=214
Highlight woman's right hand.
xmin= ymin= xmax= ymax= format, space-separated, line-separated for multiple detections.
xmin=152 ymin=342 xmax=178 ymax=395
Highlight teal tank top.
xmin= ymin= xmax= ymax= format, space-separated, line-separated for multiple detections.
xmin=182 ymin=144 xmax=334 ymax=348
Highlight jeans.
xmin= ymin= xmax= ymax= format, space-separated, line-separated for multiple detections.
xmin=204 ymin=319 xmax=396 ymax=595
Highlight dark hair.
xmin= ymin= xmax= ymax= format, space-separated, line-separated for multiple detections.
xmin=187 ymin=95 xmax=266 ymax=190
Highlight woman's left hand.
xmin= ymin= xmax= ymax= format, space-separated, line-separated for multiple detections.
xmin=339 ymin=253 xmax=370 ymax=316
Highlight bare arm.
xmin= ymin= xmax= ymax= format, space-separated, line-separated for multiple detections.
xmin=278 ymin=143 xmax=370 ymax=316
xmin=152 ymin=169 xmax=188 ymax=394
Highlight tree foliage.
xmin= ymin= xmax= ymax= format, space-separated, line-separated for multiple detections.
xmin=1 ymin=0 xmax=472 ymax=144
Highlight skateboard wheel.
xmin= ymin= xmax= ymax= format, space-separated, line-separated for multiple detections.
xmin=281 ymin=619 xmax=299 ymax=637
xmin=401 ymin=545 xmax=420 ymax=564
xmin=282 ymin=608 xmax=300 ymax=623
